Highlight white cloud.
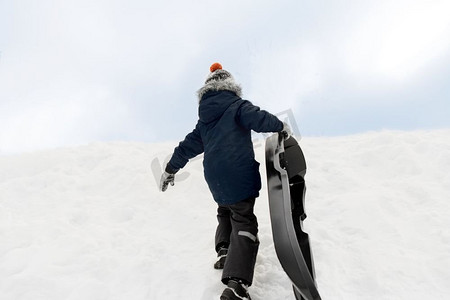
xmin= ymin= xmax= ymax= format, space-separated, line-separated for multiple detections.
xmin=376 ymin=1 xmax=450 ymax=80
xmin=0 ymin=84 xmax=133 ymax=153
xmin=1 ymin=0 xmax=449 ymax=153
xmin=246 ymin=42 xmax=322 ymax=113
xmin=341 ymin=0 xmax=450 ymax=82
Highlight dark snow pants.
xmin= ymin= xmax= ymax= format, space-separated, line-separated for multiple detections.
xmin=215 ymin=197 xmax=259 ymax=286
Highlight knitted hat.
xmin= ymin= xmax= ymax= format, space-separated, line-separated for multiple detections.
xmin=205 ymin=62 xmax=233 ymax=84
xmin=197 ymin=62 xmax=242 ymax=101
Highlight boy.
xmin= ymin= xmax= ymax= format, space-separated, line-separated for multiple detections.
xmin=160 ymin=63 xmax=291 ymax=300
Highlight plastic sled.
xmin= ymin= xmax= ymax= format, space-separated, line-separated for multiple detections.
xmin=265 ymin=134 xmax=321 ymax=300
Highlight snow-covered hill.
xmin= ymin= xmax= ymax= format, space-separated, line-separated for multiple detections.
xmin=1 ymin=130 xmax=449 ymax=300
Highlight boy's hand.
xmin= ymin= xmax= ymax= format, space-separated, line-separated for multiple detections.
xmin=160 ymin=171 xmax=175 ymax=192
xmin=281 ymin=122 xmax=292 ymax=139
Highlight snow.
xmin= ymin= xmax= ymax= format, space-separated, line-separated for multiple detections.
xmin=1 ymin=130 xmax=449 ymax=300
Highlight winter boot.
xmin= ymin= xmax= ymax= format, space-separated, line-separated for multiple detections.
xmin=220 ymin=279 xmax=251 ymax=300
xmin=214 ymin=246 xmax=228 ymax=269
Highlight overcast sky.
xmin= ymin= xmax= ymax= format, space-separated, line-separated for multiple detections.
xmin=1 ymin=0 xmax=450 ymax=153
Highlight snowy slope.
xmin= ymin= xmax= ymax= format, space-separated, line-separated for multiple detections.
xmin=1 ymin=130 xmax=449 ymax=300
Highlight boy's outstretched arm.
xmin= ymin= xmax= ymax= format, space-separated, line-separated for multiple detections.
xmin=160 ymin=124 xmax=204 ymax=192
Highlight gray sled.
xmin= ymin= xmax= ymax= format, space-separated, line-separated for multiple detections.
xmin=265 ymin=134 xmax=321 ymax=300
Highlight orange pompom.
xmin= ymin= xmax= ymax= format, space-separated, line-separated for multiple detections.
xmin=210 ymin=62 xmax=223 ymax=72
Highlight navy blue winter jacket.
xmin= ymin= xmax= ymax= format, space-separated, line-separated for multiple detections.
xmin=167 ymin=90 xmax=283 ymax=205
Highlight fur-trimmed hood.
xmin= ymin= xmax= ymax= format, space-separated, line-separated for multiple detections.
xmin=197 ymin=72 xmax=242 ymax=102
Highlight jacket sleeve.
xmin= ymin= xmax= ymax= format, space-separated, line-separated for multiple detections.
xmin=167 ymin=123 xmax=204 ymax=173
xmin=236 ymin=100 xmax=284 ymax=133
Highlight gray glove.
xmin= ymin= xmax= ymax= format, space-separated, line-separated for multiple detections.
xmin=160 ymin=171 xmax=175 ymax=192
xmin=281 ymin=122 xmax=292 ymax=139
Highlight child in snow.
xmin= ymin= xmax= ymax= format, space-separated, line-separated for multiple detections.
xmin=160 ymin=63 xmax=291 ymax=300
